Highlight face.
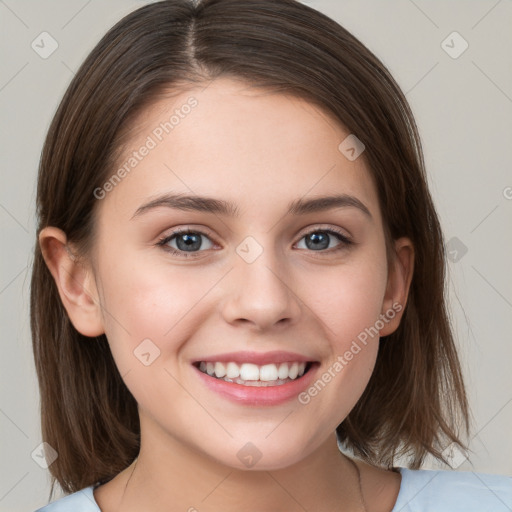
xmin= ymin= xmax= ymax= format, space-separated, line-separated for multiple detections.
xmin=63 ymin=78 xmax=410 ymax=470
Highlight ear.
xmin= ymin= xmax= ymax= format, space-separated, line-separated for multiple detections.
xmin=38 ymin=226 xmax=104 ymax=337
xmin=379 ymin=237 xmax=414 ymax=337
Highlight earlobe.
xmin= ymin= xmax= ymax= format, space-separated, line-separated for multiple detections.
xmin=38 ymin=226 xmax=105 ymax=337
xmin=379 ymin=237 xmax=414 ymax=337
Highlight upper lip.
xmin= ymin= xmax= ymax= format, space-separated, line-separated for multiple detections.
xmin=192 ymin=350 xmax=317 ymax=366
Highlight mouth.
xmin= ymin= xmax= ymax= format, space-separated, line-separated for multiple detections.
xmin=192 ymin=360 xmax=316 ymax=387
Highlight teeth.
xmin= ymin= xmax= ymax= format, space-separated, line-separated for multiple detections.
xmin=239 ymin=363 xmax=260 ymax=381
xmin=260 ymin=364 xmax=278 ymax=381
xmin=226 ymin=362 xmax=240 ymax=379
xmin=288 ymin=362 xmax=299 ymax=379
xmin=277 ymin=363 xmax=289 ymax=380
xmin=198 ymin=361 xmax=308 ymax=382
xmin=214 ymin=362 xmax=226 ymax=378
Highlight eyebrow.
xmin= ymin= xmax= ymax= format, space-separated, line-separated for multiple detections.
xmin=131 ymin=193 xmax=372 ymax=220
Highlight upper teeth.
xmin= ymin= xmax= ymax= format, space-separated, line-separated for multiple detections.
xmin=198 ymin=361 xmax=307 ymax=381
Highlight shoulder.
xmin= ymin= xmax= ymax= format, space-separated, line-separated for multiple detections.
xmin=393 ymin=467 xmax=512 ymax=512
xmin=33 ymin=485 xmax=100 ymax=512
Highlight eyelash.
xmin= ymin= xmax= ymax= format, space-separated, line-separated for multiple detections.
xmin=156 ymin=227 xmax=353 ymax=259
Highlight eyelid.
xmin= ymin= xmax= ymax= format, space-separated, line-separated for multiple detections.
xmin=294 ymin=224 xmax=352 ymax=243
xmin=157 ymin=225 xmax=216 ymax=242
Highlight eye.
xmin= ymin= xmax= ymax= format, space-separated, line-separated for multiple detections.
xmin=295 ymin=228 xmax=352 ymax=252
xmin=156 ymin=226 xmax=353 ymax=258
xmin=157 ymin=229 xmax=215 ymax=257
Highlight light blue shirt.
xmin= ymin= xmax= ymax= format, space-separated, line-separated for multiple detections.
xmin=34 ymin=467 xmax=512 ymax=511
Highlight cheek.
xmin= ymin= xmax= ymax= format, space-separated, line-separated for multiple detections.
xmin=303 ymin=260 xmax=388 ymax=346
xmin=96 ymin=257 xmax=212 ymax=371
xmin=95 ymin=259 xmax=215 ymax=414
xmin=294 ymin=258 xmax=388 ymax=416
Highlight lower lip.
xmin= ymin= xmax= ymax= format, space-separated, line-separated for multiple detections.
xmin=192 ymin=363 xmax=319 ymax=406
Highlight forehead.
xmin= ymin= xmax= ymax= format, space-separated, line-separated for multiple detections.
xmin=99 ymin=77 xmax=381 ymax=224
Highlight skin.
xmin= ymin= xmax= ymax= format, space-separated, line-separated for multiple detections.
xmin=40 ymin=77 xmax=414 ymax=512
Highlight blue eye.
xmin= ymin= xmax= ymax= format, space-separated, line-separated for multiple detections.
xmin=157 ymin=229 xmax=214 ymax=257
xmin=157 ymin=227 xmax=352 ymax=258
xmin=296 ymin=229 xmax=352 ymax=252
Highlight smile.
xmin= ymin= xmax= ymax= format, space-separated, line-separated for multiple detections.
xmin=192 ymin=352 xmax=319 ymax=405
xmin=196 ymin=361 xmax=311 ymax=387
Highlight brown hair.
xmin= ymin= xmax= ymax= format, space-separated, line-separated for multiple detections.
xmin=31 ymin=0 xmax=470 ymax=500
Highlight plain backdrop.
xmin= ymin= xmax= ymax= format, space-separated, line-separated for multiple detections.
xmin=1 ymin=0 xmax=511 ymax=510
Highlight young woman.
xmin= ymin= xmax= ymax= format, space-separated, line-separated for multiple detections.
xmin=31 ymin=1 xmax=511 ymax=511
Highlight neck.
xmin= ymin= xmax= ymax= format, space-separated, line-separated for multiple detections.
xmin=113 ymin=428 xmax=364 ymax=512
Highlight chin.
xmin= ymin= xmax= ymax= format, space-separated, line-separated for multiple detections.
xmin=203 ymin=434 xmax=315 ymax=472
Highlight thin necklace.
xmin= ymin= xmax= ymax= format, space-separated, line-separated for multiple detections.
xmin=117 ymin=455 xmax=367 ymax=512
xmin=115 ymin=456 xmax=138 ymax=512
xmin=346 ymin=455 xmax=368 ymax=512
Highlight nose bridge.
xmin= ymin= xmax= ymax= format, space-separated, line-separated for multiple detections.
xmin=221 ymin=235 xmax=301 ymax=329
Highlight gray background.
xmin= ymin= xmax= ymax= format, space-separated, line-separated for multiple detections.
xmin=1 ymin=0 xmax=511 ymax=510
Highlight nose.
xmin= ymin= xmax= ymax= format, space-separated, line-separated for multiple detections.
xmin=220 ymin=247 xmax=302 ymax=331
